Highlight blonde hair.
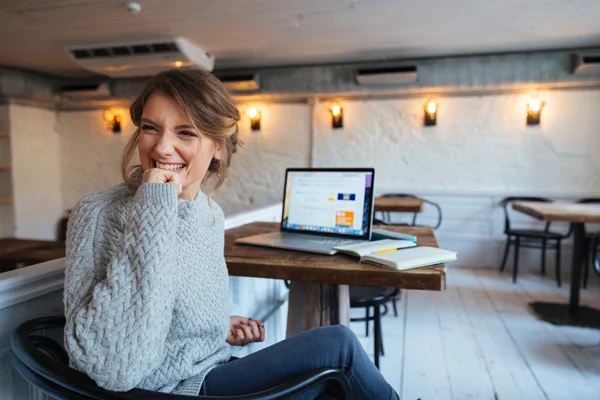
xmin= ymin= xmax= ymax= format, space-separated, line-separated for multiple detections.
xmin=122 ymin=68 xmax=243 ymax=198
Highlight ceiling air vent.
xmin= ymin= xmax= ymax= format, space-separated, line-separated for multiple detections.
xmin=356 ymin=65 xmax=417 ymax=85
xmin=64 ymin=38 xmax=214 ymax=78
xmin=217 ymin=73 xmax=260 ymax=92
xmin=59 ymin=82 xmax=111 ymax=100
xmin=572 ymin=53 xmax=600 ymax=75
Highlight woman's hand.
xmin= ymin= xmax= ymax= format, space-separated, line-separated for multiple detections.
xmin=226 ymin=316 xmax=265 ymax=346
xmin=142 ymin=169 xmax=182 ymax=196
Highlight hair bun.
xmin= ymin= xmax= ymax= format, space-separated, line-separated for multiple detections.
xmin=231 ymin=132 xmax=239 ymax=154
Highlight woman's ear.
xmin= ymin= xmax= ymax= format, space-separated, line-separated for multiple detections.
xmin=214 ymin=142 xmax=222 ymax=161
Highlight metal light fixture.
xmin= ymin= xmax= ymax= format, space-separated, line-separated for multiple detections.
xmin=329 ymin=102 xmax=343 ymax=129
xmin=244 ymin=107 xmax=261 ymax=131
xmin=102 ymin=108 xmax=122 ymax=134
xmin=526 ymin=98 xmax=545 ymax=126
xmin=424 ymin=99 xmax=438 ymax=126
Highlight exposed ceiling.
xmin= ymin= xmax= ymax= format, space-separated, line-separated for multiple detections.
xmin=0 ymin=0 xmax=599 ymax=78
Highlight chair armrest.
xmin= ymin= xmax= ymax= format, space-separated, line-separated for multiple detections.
xmin=592 ymin=234 xmax=600 ymax=277
xmin=29 ymin=335 xmax=69 ymax=365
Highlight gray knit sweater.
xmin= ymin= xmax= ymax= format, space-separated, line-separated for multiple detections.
xmin=63 ymin=179 xmax=231 ymax=395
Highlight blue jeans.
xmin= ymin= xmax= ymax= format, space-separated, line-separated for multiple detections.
xmin=200 ymin=325 xmax=399 ymax=399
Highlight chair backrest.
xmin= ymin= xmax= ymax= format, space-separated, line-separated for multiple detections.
xmin=499 ymin=197 xmax=553 ymax=233
xmin=593 ymin=234 xmax=600 ymax=277
xmin=578 ymin=198 xmax=600 ymax=204
xmin=11 ymin=317 xmax=351 ymax=400
xmin=381 ymin=193 xmax=442 ymax=230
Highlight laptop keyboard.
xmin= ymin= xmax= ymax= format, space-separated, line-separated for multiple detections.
xmin=305 ymin=238 xmax=358 ymax=246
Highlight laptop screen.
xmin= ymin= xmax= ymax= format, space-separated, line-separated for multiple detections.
xmin=281 ymin=168 xmax=375 ymax=240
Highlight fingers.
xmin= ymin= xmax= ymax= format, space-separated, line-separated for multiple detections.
xmin=240 ymin=322 xmax=254 ymax=343
xmin=258 ymin=321 xmax=266 ymax=342
xmin=242 ymin=318 xmax=265 ymax=343
xmin=236 ymin=328 xmax=245 ymax=343
xmin=142 ymin=169 xmax=182 ymax=195
xmin=226 ymin=327 xmax=246 ymax=346
xmin=165 ymin=171 xmax=182 ymax=195
xmin=227 ymin=317 xmax=266 ymax=346
xmin=248 ymin=319 xmax=265 ymax=342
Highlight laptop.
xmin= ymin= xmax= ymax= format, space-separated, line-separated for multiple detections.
xmin=236 ymin=168 xmax=376 ymax=255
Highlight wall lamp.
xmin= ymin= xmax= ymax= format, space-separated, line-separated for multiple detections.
xmin=102 ymin=108 xmax=122 ymax=134
xmin=329 ymin=102 xmax=343 ymax=129
xmin=424 ymin=99 xmax=438 ymax=126
xmin=244 ymin=107 xmax=261 ymax=131
xmin=526 ymin=98 xmax=545 ymax=126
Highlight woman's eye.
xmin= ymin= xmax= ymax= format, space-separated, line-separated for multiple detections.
xmin=179 ymin=131 xmax=197 ymax=137
xmin=142 ymin=124 xmax=157 ymax=132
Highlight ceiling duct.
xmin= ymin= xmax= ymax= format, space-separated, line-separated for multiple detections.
xmin=572 ymin=53 xmax=600 ymax=75
xmin=356 ymin=65 xmax=417 ymax=85
xmin=217 ymin=73 xmax=260 ymax=92
xmin=64 ymin=37 xmax=214 ymax=78
xmin=59 ymin=82 xmax=111 ymax=100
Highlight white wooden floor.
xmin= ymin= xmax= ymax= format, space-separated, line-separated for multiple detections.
xmin=349 ymin=267 xmax=600 ymax=400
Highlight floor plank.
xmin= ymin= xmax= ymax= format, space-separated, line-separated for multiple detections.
xmin=400 ymin=288 xmax=454 ymax=400
xmin=473 ymin=269 xmax=600 ymax=400
xmin=437 ymin=276 xmax=499 ymax=400
xmin=456 ymin=270 xmax=547 ymax=400
xmin=346 ymin=267 xmax=600 ymax=400
xmin=513 ymin=272 xmax=600 ymax=396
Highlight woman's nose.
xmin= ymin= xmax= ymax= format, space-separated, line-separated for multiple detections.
xmin=155 ymin=133 xmax=175 ymax=156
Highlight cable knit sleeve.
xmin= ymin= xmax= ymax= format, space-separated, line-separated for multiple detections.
xmin=63 ymin=183 xmax=179 ymax=391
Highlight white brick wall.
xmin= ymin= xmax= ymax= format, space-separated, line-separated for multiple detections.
xmin=8 ymin=89 xmax=600 ymax=273
xmin=212 ymin=103 xmax=311 ymax=214
xmin=9 ymin=105 xmax=63 ymax=239
xmin=313 ymin=90 xmax=600 ymax=195
xmin=57 ymin=109 xmax=134 ymax=211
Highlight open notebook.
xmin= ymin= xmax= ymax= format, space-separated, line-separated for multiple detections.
xmin=357 ymin=246 xmax=457 ymax=271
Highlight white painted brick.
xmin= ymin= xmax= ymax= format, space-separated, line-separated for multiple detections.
xmin=9 ymin=105 xmax=62 ymax=239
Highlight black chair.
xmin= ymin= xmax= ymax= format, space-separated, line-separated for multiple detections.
xmin=579 ymin=198 xmax=600 ymax=289
xmin=592 ymin=233 xmax=600 ymax=277
xmin=499 ymin=197 xmax=572 ymax=286
xmin=349 ymin=287 xmax=395 ymax=370
xmin=377 ymin=194 xmax=443 ymax=230
xmin=11 ymin=317 xmax=352 ymax=400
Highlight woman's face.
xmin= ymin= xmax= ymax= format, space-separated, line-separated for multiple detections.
xmin=137 ymin=91 xmax=220 ymax=199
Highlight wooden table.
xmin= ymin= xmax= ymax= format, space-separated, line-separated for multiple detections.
xmin=225 ymin=222 xmax=446 ymax=337
xmin=512 ymin=201 xmax=600 ymax=327
xmin=0 ymin=238 xmax=65 ymax=273
xmin=374 ymin=196 xmax=424 ymax=213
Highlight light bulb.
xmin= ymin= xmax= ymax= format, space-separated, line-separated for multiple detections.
xmin=426 ymin=101 xmax=437 ymax=114
xmin=528 ymin=99 xmax=541 ymax=112
xmin=247 ymin=108 xmax=258 ymax=119
xmin=102 ymin=109 xmax=115 ymax=122
xmin=331 ymin=104 xmax=341 ymax=117
xmin=174 ymin=61 xmax=183 ymax=67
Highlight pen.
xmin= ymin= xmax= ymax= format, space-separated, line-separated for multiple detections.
xmin=375 ymin=248 xmax=399 ymax=254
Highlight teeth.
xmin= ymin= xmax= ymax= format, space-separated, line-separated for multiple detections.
xmin=156 ymin=162 xmax=185 ymax=171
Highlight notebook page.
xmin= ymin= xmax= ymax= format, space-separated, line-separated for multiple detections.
xmin=334 ymin=239 xmax=416 ymax=257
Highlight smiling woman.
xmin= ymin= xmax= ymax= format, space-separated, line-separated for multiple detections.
xmin=122 ymin=68 xmax=242 ymax=200
xmin=63 ymin=67 xmax=398 ymax=399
